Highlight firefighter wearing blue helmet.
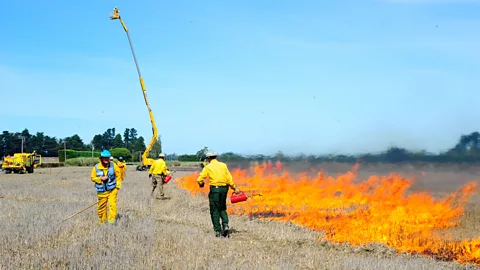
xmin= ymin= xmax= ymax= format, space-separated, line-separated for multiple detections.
xmin=90 ymin=149 xmax=122 ymax=224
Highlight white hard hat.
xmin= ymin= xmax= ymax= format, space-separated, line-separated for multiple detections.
xmin=109 ymin=156 xmax=114 ymax=160
xmin=159 ymin=153 xmax=166 ymax=158
xmin=206 ymin=151 xmax=218 ymax=157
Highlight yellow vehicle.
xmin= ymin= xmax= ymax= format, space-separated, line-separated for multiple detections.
xmin=2 ymin=152 xmax=42 ymax=174
xmin=110 ymin=7 xmax=158 ymax=171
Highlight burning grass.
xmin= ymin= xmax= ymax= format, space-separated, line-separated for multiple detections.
xmin=0 ymin=165 xmax=477 ymax=269
xmin=177 ymin=162 xmax=480 ymax=266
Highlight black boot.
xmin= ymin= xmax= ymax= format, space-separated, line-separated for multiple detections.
xmin=222 ymin=224 xmax=230 ymax=237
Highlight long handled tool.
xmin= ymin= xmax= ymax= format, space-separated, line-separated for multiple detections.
xmin=62 ymin=201 xmax=97 ymax=222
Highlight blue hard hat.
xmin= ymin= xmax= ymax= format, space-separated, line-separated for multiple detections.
xmin=100 ymin=150 xmax=111 ymax=158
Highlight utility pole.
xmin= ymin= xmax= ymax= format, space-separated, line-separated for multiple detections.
xmin=64 ymin=141 xmax=67 ymax=162
xmin=20 ymin=136 xmax=25 ymax=153
xmin=91 ymin=141 xmax=94 ymax=158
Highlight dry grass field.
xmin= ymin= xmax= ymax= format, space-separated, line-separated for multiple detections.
xmin=0 ymin=163 xmax=479 ymax=269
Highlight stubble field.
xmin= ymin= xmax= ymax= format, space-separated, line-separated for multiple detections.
xmin=0 ymin=163 xmax=479 ymax=269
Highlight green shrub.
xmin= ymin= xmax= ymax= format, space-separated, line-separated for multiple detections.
xmin=39 ymin=162 xmax=65 ymax=168
xmin=110 ymin=148 xmax=132 ymax=161
xmin=65 ymin=157 xmax=98 ymax=167
xmin=178 ymin=154 xmax=198 ymax=162
xmin=166 ymin=161 xmax=181 ymax=166
xmin=58 ymin=150 xmax=100 ymax=162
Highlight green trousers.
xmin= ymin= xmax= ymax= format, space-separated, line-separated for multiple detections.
xmin=208 ymin=186 xmax=229 ymax=232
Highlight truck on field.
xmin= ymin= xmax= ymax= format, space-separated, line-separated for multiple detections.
xmin=2 ymin=151 xmax=42 ymax=174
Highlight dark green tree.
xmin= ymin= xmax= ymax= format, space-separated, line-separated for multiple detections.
xmin=113 ymin=134 xmax=124 ymax=148
xmin=0 ymin=131 xmax=16 ymax=156
xmin=380 ymin=147 xmax=409 ymax=163
xmin=43 ymin=136 xmax=59 ymax=156
xmin=92 ymin=134 xmax=103 ymax=150
xmin=123 ymin=128 xmax=131 ymax=148
xmin=129 ymin=128 xmax=138 ymax=141
xmin=196 ymin=146 xmax=209 ymax=161
xmin=449 ymin=131 xmax=480 ymax=155
xmin=19 ymin=129 xmax=32 ymax=152
xmin=131 ymin=136 xmax=146 ymax=152
xmin=110 ymin=147 xmax=133 ymax=161
xmin=101 ymin=128 xmax=116 ymax=149
xmin=64 ymin=134 xmax=87 ymax=150
xmin=149 ymin=136 xmax=162 ymax=158
xmin=128 ymin=128 xmax=138 ymax=152
xmin=29 ymin=132 xmax=45 ymax=154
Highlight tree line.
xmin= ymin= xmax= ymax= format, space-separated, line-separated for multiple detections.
xmin=3 ymin=129 xmax=480 ymax=163
xmin=177 ymin=131 xmax=480 ymax=164
xmin=0 ymin=128 xmax=162 ymax=162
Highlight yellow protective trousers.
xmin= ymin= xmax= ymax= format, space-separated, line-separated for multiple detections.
xmin=97 ymin=188 xmax=118 ymax=224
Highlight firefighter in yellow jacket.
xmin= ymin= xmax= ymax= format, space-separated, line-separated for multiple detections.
xmin=149 ymin=153 xmax=171 ymax=199
xmin=91 ymin=150 xmax=122 ymax=224
xmin=197 ymin=151 xmax=241 ymax=237
xmin=116 ymin=156 xmax=127 ymax=189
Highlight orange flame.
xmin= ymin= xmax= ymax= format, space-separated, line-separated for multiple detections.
xmin=177 ymin=163 xmax=479 ymax=265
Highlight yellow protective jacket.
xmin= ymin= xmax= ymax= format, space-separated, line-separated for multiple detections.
xmin=149 ymin=158 xmax=170 ymax=176
xmin=197 ymin=159 xmax=237 ymax=188
xmin=116 ymin=161 xmax=127 ymax=189
xmin=91 ymin=159 xmax=122 ymax=191
xmin=116 ymin=161 xmax=127 ymax=179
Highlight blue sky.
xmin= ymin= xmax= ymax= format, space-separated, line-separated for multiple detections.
xmin=1 ymin=0 xmax=480 ymax=156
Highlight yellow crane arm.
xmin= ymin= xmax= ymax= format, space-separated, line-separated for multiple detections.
xmin=110 ymin=7 xmax=158 ymax=168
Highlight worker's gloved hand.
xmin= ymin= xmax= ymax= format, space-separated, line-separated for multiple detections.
xmin=148 ymin=174 xmax=152 ymax=178
xmin=234 ymin=187 xmax=241 ymax=194
xmin=101 ymin=176 xmax=108 ymax=182
xmin=198 ymin=182 xmax=205 ymax=188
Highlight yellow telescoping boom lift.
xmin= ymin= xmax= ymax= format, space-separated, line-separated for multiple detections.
xmin=110 ymin=7 xmax=158 ymax=171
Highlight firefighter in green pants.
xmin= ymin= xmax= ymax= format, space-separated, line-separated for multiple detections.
xmin=197 ymin=151 xmax=241 ymax=237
